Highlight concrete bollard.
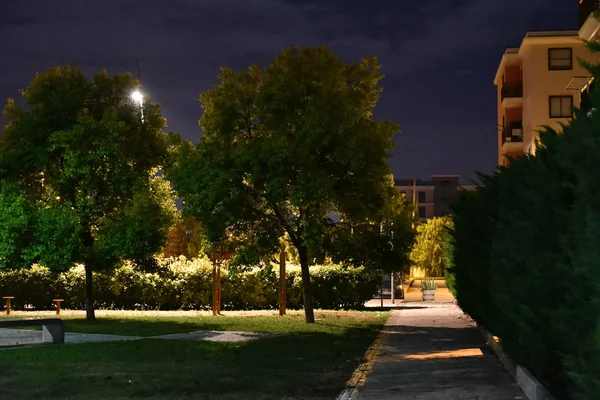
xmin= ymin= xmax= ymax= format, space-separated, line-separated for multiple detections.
xmin=42 ymin=321 xmax=65 ymax=344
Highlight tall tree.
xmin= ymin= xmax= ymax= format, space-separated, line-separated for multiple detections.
xmin=410 ymin=216 xmax=453 ymax=277
xmin=168 ymin=45 xmax=398 ymax=323
xmin=0 ymin=65 xmax=177 ymax=320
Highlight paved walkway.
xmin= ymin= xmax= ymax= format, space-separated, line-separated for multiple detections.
xmin=365 ymin=280 xmax=456 ymax=308
xmin=0 ymin=328 xmax=274 ymax=348
xmin=0 ymin=329 xmax=142 ymax=348
xmin=349 ymin=304 xmax=525 ymax=400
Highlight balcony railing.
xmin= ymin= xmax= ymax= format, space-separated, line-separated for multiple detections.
xmin=502 ymin=123 xmax=523 ymax=145
xmin=501 ymin=82 xmax=523 ymax=101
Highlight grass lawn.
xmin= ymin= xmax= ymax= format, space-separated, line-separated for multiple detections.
xmin=0 ymin=310 xmax=389 ymax=399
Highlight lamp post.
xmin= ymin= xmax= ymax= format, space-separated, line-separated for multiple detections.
xmin=131 ymin=90 xmax=144 ymax=122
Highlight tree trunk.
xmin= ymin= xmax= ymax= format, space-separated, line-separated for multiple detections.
xmin=298 ymin=245 xmax=315 ymax=324
xmin=85 ymin=263 xmax=95 ymax=321
xmin=279 ymin=244 xmax=286 ymax=316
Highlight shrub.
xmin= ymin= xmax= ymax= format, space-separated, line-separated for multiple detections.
xmin=451 ymin=71 xmax=600 ymax=398
xmin=0 ymin=258 xmax=380 ymax=311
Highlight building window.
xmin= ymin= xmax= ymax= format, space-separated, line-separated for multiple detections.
xmin=418 ymin=191 xmax=426 ymax=203
xmin=440 ymin=180 xmax=451 ymax=186
xmin=549 ymin=96 xmax=573 ymax=118
xmin=548 ymin=48 xmax=572 ymax=70
xmin=418 ymin=206 xmax=426 ymax=219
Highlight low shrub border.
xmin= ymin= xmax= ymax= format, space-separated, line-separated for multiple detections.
xmin=0 ymin=258 xmax=381 ymax=311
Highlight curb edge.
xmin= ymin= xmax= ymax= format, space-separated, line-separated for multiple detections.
xmin=479 ymin=326 xmax=557 ymax=400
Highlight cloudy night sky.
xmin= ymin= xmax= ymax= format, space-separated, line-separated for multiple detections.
xmin=0 ymin=1 xmax=578 ymax=181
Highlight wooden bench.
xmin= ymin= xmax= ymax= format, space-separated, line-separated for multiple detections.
xmin=0 ymin=318 xmax=65 ymax=344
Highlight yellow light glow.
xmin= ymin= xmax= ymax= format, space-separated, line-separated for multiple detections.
xmin=380 ymin=348 xmax=484 ymax=362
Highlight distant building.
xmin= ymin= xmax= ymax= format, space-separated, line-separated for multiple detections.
xmin=394 ymin=175 xmax=474 ymax=221
xmin=493 ymin=1 xmax=600 ymax=167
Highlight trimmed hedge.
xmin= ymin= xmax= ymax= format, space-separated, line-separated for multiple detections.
xmin=451 ymin=73 xmax=600 ymax=399
xmin=0 ymin=258 xmax=381 ymax=311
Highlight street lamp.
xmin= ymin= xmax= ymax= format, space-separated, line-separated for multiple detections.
xmin=131 ymin=90 xmax=144 ymax=122
xmin=131 ymin=90 xmax=143 ymax=106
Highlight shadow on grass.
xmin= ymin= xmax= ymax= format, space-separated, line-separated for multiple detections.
xmin=0 ymin=325 xmax=382 ymax=400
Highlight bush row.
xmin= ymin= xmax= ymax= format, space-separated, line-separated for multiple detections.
xmin=0 ymin=258 xmax=381 ymax=311
xmin=450 ymin=83 xmax=600 ymax=399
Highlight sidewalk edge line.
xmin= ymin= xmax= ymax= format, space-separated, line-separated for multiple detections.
xmin=336 ymin=317 xmax=388 ymax=400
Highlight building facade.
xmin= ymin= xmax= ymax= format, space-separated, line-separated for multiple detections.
xmin=394 ymin=175 xmax=474 ymax=221
xmin=494 ymin=1 xmax=600 ymax=166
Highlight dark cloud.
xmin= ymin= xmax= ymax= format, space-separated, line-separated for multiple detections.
xmin=0 ymin=0 xmax=577 ymax=180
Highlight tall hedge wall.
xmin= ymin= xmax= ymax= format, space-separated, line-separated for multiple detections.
xmin=450 ymin=81 xmax=600 ymax=398
xmin=0 ymin=258 xmax=381 ymax=311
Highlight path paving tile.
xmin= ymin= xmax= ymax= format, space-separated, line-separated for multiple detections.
xmin=0 ymin=328 xmax=274 ymax=348
xmin=153 ymin=330 xmax=274 ymax=342
xmin=350 ymin=304 xmax=525 ymax=400
xmin=0 ymin=328 xmax=141 ymax=348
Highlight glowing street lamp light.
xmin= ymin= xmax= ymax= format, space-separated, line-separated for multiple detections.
xmin=131 ymin=90 xmax=143 ymax=106
xmin=130 ymin=90 xmax=144 ymax=122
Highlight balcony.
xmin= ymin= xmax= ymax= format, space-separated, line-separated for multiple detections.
xmin=580 ymin=0 xmax=600 ymax=40
xmin=502 ymin=123 xmax=524 ymax=154
xmin=500 ymin=82 xmax=523 ymax=109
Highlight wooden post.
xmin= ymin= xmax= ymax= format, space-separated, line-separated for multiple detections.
xmin=3 ymin=296 xmax=14 ymax=315
xmin=279 ymin=244 xmax=286 ymax=316
xmin=210 ymin=244 xmax=232 ymax=316
xmin=53 ymin=299 xmax=64 ymax=315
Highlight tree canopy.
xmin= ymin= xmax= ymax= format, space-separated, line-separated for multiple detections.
xmin=325 ymin=191 xmax=416 ymax=276
xmin=0 ymin=65 xmax=177 ymax=319
xmin=410 ymin=216 xmax=453 ymax=277
xmin=168 ymin=45 xmax=399 ymax=323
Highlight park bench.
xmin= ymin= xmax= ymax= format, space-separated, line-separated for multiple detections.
xmin=0 ymin=318 xmax=65 ymax=344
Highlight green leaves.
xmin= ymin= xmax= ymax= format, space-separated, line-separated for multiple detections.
xmin=0 ymin=65 xmax=176 ymax=274
xmin=410 ymin=216 xmax=453 ymax=277
xmin=451 ymin=52 xmax=600 ymax=397
xmin=169 ymin=45 xmax=399 ymax=262
xmin=0 ymin=184 xmax=35 ymax=269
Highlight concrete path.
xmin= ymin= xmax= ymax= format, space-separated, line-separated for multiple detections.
xmin=154 ymin=330 xmax=274 ymax=342
xmin=0 ymin=328 xmax=141 ymax=348
xmin=350 ymin=304 xmax=525 ymax=400
xmin=0 ymin=328 xmax=273 ymax=349
xmin=403 ymin=280 xmax=456 ymax=303
xmin=366 ymin=279 xmax=456 ymax=307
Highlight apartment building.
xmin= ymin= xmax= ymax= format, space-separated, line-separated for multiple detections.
xmin=494 ymin=1 xmax=600 ymax=166
xmin=394 ymin=175 xmax=474 ymax=220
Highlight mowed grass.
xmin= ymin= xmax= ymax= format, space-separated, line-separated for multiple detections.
xmin=0 ymin=310 xmax=389 ymax=400
xmin=1 ymin=309 xmax=386 ymax=336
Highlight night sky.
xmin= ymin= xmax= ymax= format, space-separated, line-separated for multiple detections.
xmin=0 ymin=1 xmax=578 ymax=181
